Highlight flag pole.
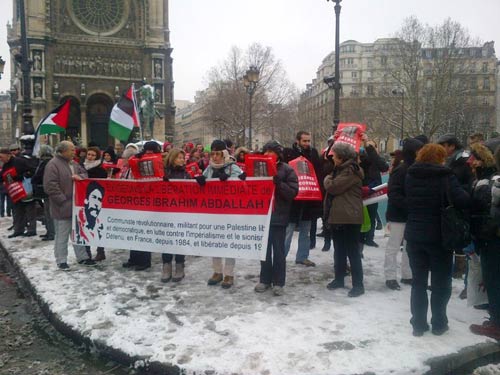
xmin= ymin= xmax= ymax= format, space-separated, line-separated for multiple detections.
xmin=131 ymin=83 xmax=143 ymax=142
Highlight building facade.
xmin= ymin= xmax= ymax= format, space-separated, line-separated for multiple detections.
xmin=7 ymin=0 xmax=175 ymax=148
xmin=300 ymin=39 xmax=499 ymax=149
xmin=0 ymin=93 xmax=13 ymax=146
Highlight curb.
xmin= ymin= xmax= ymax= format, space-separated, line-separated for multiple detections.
xmin=0 ymin=240 xmax=181 ymax=375
xmin=2 ymin=240 xmax=500 ymax=375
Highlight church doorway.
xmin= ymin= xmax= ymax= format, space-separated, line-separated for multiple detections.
xmin=59 ymin=96 xmax=81 ymax=143
xmin=86 ymin=94 xmax=114 ymax=148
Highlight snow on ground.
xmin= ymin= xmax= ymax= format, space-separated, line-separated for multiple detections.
xmin=0 ymin=216 xmax=494 ymax=375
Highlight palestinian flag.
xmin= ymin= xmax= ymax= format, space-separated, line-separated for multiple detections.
xmin=38 ymin=100 xmax=71 ymax=135
xmin=108 ymin=86 xmax=140 ymax=141
xmin=33 ymin=100 xmax=71 ymax=156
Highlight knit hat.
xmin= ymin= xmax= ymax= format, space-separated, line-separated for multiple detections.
xmin=9 ymin=144 xmax=20 ymax=151
xmin=211 ymin=139 xmax=227 ymax=152
xmin=262 ymin=140 xmax=284 ymax=160
xmin=437 ymin=134 xmax=460 ymax=147
xmin=125 ymin=143 xmax=139 ymax=151
xmin=414 ymin=134 xmax=429 ymax=145
xmin=143 ymin=141 xmax=162 ymax=153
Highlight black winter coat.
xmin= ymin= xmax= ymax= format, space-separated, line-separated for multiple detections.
xmin=385 ymin=138 xmax=423 ymax=222
xmin=284 ymin=143 xmax=323 ymax=221
xmin=86 ymin=164 xmax=107 ymax=179
xmin=360 ymin=145 xmax=389 ymax=187
xmin=0 ymin=155 xmax=36 ymax=183
xmin=32 ymin=157 xmax=53 ymax=199
xmin=447 ymin=149 xmax=474 ymax=193
xmin=471 ymin=166 xmax=499 ymax=242
xmin=271 ymin=162 xmax=299 ymax=226
xmin=164 ymin=165 xmax=191 ymax=180
xmin=404 ymin=163 xmax=470 ymax=245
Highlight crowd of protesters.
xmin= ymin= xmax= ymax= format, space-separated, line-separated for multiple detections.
xmin=1 ymin=129 xmax=500 ymax=340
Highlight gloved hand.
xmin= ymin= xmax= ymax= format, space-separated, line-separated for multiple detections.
xmin=238 ymin=172 xmax=247 ymax=181
xmin=219 ymin=171 xmax=229 ymax=181
xmin=162 ymin=176 xmax=169 ymax=182
xmin=273 ymin=175 xmax=280 ymax=185
xmin=195 ymin=175 xmax=206 ymax=186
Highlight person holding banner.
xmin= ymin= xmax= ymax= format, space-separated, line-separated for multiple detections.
xmin=359 ymin=135 xmax=389 ymax=248
xmin=324 ymin=143 xmax=365 ymax=297
xmin=122 ymin=141 xmax=163 ymax=271
xmin=43 ymin=141 xmax=96 ymax=270
xmin=254 ymin=141 xmax=298 ymax=296
xmin=0 ymin=147 xmax=37 ymax=238
xmin=160 ymin=149 xmax=191 ymax=283
xmin=284 ymin=131 xmax=323 ymax=267
xmin=199 ymin=139 xmax=245 ymax=289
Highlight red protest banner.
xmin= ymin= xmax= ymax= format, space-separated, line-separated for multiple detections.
xmin=72 ymin=178 xmax=275 ymax=260
xmin=244 ymin=154 xmax=277 ymax=177
xmin=333 ymin=123 xmax=367 ymax=152
xmin=288 ymin=156 xmax=322 ymax=201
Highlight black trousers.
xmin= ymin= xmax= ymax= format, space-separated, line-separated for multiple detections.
xmin=480 ymin=238 xmax=500 ymax=326
xmin=310 ymin=219 xmax=317 ymax=248
xmin=407 ymin=241 xmax=453 ymax=331
xmin=13 ymin=200 xmax=36 ymax=234
xmin=331 ymin=224 xmax=363 ymax=287
xmin=162 ymin=253 xmax=185 ymax=264
xmin=128 ymin=250 xmax=151 ymax=267
xmin=260 ymin=226 xmax=286 ymax=287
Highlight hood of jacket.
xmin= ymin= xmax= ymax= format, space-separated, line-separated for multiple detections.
xmin=408 ymin=162 xmax=452 ymax=179
xmin=402 ymin=138 xmax=423 ymax=165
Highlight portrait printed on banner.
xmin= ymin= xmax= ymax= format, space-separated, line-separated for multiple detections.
xmin=75 ymin=181 xmax=105 ymax=245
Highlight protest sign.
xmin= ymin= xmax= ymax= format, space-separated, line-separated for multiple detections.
xmin=363 ymin=182 xmax=388 ymax=206
xmin=288 ymin=156 xmax=322 ymax=201
xmin=333 ymin=123 xmax=367 ymax=152
xmin=72 ymin=178 xmax=274 ymax=260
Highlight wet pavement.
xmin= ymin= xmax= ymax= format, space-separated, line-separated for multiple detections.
xmin=0 ymin=254 xmax=131 ymax=375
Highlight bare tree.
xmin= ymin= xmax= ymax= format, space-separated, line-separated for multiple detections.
xmin=204 ymin=43 xmax=298 ymax=146
xmin=376 ymin=17 xmax=479 ymax=138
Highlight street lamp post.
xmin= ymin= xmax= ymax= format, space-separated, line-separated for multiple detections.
xmin=392 ymin=88 xmax=405 ymax=146
xmin=327 ymin=0 xmax=342 ymax=133
xmin=243 ymin=66 xmax=259 ymax=149
xmin=16 ymin=0 xmax=34 ymax=137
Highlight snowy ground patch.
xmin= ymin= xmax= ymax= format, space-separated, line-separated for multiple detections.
xmin=0 ymin=217 xmax=495 ymax=375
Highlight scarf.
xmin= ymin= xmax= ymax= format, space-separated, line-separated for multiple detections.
xmin=84 ymin=159 xmax=101 ymax=171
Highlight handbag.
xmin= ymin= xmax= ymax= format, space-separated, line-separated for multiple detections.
xmin=440 ymin=176 xmax=471 ymax=250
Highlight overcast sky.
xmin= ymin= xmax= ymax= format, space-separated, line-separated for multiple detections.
xmin=0 ymin=0 xmax=499 ymax=100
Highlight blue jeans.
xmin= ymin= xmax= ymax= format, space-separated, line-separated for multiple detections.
xmin=285 ymin=220 xmax=311 ymax=262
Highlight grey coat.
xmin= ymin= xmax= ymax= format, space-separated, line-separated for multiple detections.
xmin=43 ymin=154 xmax=88 ymax=220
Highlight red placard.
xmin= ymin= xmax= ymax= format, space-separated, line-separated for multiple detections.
xmin=244 ymin=154 xmax=277 ymax=177
xmin=288 ymin=156 xmax=322 ymax=201
xmin=128 ymin=154 xmax=164 ymax=179
xmin=333 ymin=123 xmax=367 ymax=152
xmin=185 ymin=162 xmax=202 ymax=178
xmin=2 ymin=167 xmax=27 ymax=203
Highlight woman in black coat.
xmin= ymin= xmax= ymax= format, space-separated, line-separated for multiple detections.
xmin=254 ymin=141 xmax=298 ymax=296
xmin=160 ymin=148 xmax=191 ymax=283
xmin=405 ymin=143 xmax=470 ymax=337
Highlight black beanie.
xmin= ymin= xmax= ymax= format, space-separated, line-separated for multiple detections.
xmin=143 ymin=141 xmax=162 ymax=153
xmin=262 ymin=141 xmax=284 ymax=160
xmin=211 ymin=139 xmax=227 ymax=152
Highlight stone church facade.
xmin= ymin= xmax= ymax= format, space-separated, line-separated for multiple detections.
xmin=7 ymin=0 xmax=175 ymax=147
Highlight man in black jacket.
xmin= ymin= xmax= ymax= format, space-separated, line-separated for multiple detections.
xmin=359 ymin=135 xmax=389 ymax=247
xmin=384 ymin=138 xmax=423 ymax=290
xmin=283 ymin=131 xmax=322 ymax=267
xmin=255 ymin=141 xmax=299 ymax=296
